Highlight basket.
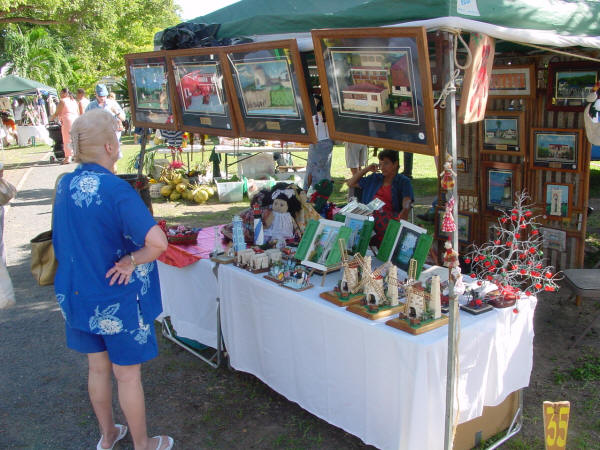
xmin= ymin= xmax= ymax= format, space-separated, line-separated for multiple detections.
xmin=158 ymin=220 xmax=199 ymax=245
xmin=149 ymin=182 xmax=165 ymax=199
xmin=166 ymin=231 xmax=198 ymax=245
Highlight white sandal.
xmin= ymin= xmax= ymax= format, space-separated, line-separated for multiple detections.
xmin=153 ymin=435 xmax=174 ymax=450
xmin=96 ymin=424 xmax=128 ymax=450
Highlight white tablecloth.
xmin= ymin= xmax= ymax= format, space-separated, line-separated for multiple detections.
xmin=157 ymin=259 xmax=218 ymax=348
xmin=218 ymin=264 xmax=536 ymax=450
xmin=16 ymin=125 xmax=53 ymax=146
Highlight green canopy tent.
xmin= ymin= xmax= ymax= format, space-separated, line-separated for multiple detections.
xmin=0 ymin=75 xmax=57 ymax=97
xmin=156 ymin=0 xmax=600 ymax=49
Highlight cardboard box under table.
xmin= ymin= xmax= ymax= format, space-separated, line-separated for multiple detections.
xmin=218 ymin=264 xmax=534 ymax=450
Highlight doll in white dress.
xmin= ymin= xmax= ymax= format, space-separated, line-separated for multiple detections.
xmin=263 ymin=187 xmax=301 ymax=246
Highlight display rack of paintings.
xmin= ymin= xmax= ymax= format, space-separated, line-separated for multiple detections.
xmin=546 ymin=61 xmax=600 ymax=112
xmin=481 ymin=111 xmax=525 ymax=155
xmin=481 ymin=161 xmax=522 ymax=212
xmin=222 ymin=40 xmax=316 ymax=143
xmin=125 ymin=51 xmax=178 ymax=130
xmin=311 ymin=26 xmax=437 ymax=156
xmin=167 ymin=48 xmax=238 ymax=137
xmin=530 ymin=128 xmax=582 ymax=172
xmin=488 ymin=65 xmax=536 ymax=99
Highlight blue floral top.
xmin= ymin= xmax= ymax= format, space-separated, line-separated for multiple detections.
xmin=53 ymin=163 xmax=161 ymax=335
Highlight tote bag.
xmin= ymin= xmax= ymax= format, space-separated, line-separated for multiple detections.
xmin=30 ymin=230 xmax=57 ymax=286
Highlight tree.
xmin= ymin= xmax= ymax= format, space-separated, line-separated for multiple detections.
xmin=465 ymin=191 xmax=561 ymax=297
xmin=0 ymin=0 xmax=180 ymax=89
xmin=2 ymin=25 xmax=73 ymax=87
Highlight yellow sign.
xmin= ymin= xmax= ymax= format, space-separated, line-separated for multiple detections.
xmin=543 ymin=401 xmax=570 ymax=450
xmin=200 ymin=117 xmax=212 ymax=126
xmin=265 ymin=121 xmax=281 ymax=131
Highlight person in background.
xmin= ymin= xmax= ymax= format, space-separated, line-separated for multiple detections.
xmin=52 ymin=109 xmax=173 ymax=450
xmin=48 ymin=96 xmax=58 ymax=118
xmin=347 ymin=149 xmax=414 ymax=247
xmin=35 ymin=89 xmax=48 ymax=125
xmin=13 ymin=98 xmax=25 ymax=125
xmin=76 ymin=88 xmax=90 ymax=116
xmin=0 ymin=110 xmax=18 ymax=146
xmin=344 ymin=142 xmax=368 ymax=199
xmin=50 ymin=88 xmax=79 ymax=164
xmin=0 ymin=162 xmax=15 ymax=309
xmin=86 ymin=84 xmax=125 ymax=141
xmin=304 ymin=95 xmax=334 ymax=190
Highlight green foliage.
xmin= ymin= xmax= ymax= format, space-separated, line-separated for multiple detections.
xmin=112 ymin=77 xmax=130 ymax=109
xmin=0 ymin=0 xmax=180 ymax=90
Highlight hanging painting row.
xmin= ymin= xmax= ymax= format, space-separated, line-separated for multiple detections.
xmin=124 ymin=27 xmax=438 ymax=155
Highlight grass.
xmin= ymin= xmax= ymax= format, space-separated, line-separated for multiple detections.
xmin=116 ymin=136 xmax=439 ymax=228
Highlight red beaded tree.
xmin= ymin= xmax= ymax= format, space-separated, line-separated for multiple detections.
xmin=465 ymin=191 xmax=561 ymax=297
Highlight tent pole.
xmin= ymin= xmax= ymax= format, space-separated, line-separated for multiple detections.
xmin=443 ymin=31 xmax=460 ymax=450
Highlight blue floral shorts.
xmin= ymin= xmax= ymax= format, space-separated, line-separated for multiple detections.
xmin=65 ymin=320 xmax=158 ymax=366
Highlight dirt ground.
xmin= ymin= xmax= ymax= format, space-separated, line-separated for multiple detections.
xmin=0 ymin=151 xmax=599 ymax=449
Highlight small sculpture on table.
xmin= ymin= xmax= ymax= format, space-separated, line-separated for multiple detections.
xmin=345 ymin=254 xmax=404 ymax=320
xmin=386 ymin=260 xmax=449 ymax=334
xmin=320 ymin=239 xmax=365 ymax=306
xmin=282 ymin=266 xmax=313 ymax=291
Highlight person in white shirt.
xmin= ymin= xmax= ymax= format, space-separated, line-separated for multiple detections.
xmin=12 ymin=98 xmax=25 ymax=125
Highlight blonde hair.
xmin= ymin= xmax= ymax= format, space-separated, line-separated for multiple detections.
xmin=70 ymin=109 xmax=119 ymax=163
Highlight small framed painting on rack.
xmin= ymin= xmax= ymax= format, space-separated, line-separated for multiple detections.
xmin=547 ymin=61 xmax=600 ymax=111
xmin=481 ymin=111 xmax=525 ymax=155
xmin=311 ymin=26 xmax=437 ymax=156
xmin=530 ymin=128 xmax=582 ymax=172
xmin=488 ymin=65 xmax=535 ymax=98
xmin=481 ymin=161 xmax=522 ymax=212
xmin=544 ymin=183 xmax=573 ymax=219
xmin=124 ymin=51 xmax=178 ymax=130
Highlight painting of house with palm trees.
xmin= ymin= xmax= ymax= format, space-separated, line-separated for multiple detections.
xmin=483 ymin=117 xmax=519 ymax=147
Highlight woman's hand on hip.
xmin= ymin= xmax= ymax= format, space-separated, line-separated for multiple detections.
xmin=106 ymin=255 xmax=135 ymax=286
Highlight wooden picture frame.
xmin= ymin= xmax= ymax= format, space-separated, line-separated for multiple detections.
xmin=124 ymin=51 xmax=178 ymax=130
xmin=543 ymin=182 xmax=573 ymax=219
xmin=481 ymin=111 xmax=525 ymax=155
xmin=311 ymin=26 xmax=437 ymax=156
xmin=481 ymin=161 xmax=522 ymax=212
xmin=488 ymin=65 xmax=536 ymax=98
xmin=221 ymin=40 xmax=316 ymax=143
xmin=167 ymin=48 xmax=238 ymax=137
xmin=530 ymin=128 xmax=582 ymax=172
xmin=546 ymin=60 xmax=600 ymax=111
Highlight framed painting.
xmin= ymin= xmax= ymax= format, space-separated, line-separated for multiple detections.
xmin=167 ymin=48 xmax=238 ymax=137
xmin=530 ymin=128 xmax=582 ymax=172
xmin=481 ymin=161 xmax=522 ymax=212
xmin=390 ymin=220 xmax=427 ymax=271
xmin=312 ymin=27 xmax=437 ymax=156
xmin=547 ymin=61 xmax=600 ymax=111
xmin=436 ymin=210 xmax=474 ymax=244
xmin=222 ymin=40 xmax=316 ymax=143
xmin=343 ymin=213 xmax=373 ymax=253
xmin=299 ymin=219 xmax=351 ymax=271
xmin=456 ymin=157 xmax=469 ymax=173
xmin=483 ymin=216 xmax=500 ymax=241
xmin=481 ymin=111 xmax=525 ymax=155
xmin=124 ymin=51 xmax=178 ymax=130
xmin=540 ymin=227 xmax=567 ymax=252
xmin=488 ymin=65 xmax=535 ymax=98
xmin=543 ymin=183 xmax=573 ymax=219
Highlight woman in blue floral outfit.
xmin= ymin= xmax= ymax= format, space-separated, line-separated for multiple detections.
xmin=53 ymin=109 xmax=173 ymax=450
